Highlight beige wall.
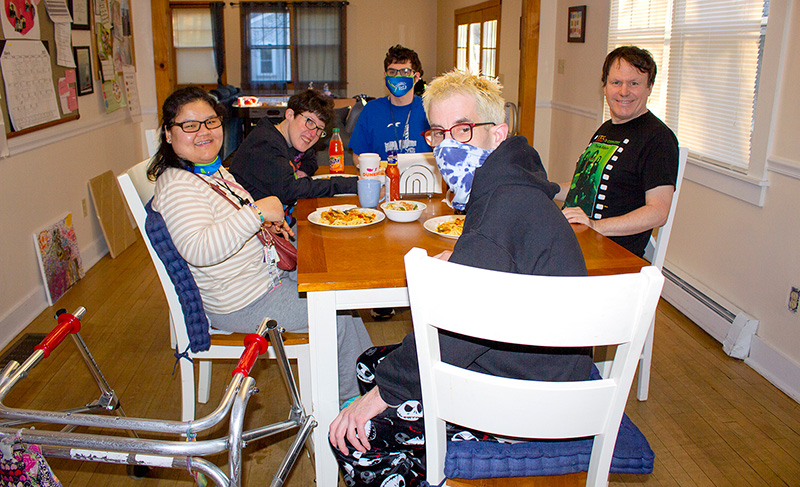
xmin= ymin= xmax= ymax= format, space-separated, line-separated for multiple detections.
xmin=0 ymin=1 xmax=159 ymax=346
xmin=538 ymin=0 xmax=800 ymax=368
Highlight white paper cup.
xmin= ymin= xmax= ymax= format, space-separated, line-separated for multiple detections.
xmin=359 ymin=153 xmax=381 ymax=179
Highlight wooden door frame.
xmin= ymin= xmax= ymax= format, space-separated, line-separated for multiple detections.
xmin=517 ymin=0 xmax=539 ymax=140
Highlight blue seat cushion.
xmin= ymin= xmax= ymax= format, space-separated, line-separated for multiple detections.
xmin=444 ymin=367 xmax=654 ymax=479
xmin=144 ymin=200 xmax=211 ymax=353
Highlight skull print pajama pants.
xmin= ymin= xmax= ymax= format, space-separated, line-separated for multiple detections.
xmin=330 ymin=344 xmax=500 ymax=487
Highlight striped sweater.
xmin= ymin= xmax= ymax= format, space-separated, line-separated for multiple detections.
xmin=152 ymin=167 xmax=275 ymax=314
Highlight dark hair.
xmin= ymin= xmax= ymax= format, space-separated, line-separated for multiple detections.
xmin=384 ymin=44 xmax=423 ymax=77
xmin=601 ymin=46 xmax=657 ymax=87
xmin=287 ymin=89 xmax=335 ymax=127
xmin=147 ymin=86 xmax=225 ymax=181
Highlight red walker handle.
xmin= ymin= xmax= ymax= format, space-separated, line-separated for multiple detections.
xmin=35 ymin=309 xmax=83 ymax=358
xmin=232 ymin=333 xmax=270 ymax=377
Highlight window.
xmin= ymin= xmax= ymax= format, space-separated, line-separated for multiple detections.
xmin=454 ymin=0 xmax=501 ymax=78
xmin=172 ymin=6 xmax=218 ymax=85
xmin=241 ymin=2 xmax=346 ymax=94
xmin=608 ymin=0 xmax=769 ymax=172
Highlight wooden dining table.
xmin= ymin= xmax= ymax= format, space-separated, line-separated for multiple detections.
xmin=294 ymin=193 xmax=648 ymax=487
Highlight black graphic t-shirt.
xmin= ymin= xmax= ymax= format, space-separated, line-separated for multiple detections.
xmin=563 ymin=111 xmax=678 ymax=256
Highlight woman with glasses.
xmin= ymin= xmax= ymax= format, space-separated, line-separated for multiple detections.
xmin=230 ymin=89 xmax=358 ymax=225
xmin=148 ymin=87 xmax=372 ymax=402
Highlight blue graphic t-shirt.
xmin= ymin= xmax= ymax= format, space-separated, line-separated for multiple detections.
xmin=348 ymin=96 xmax=431 ymax=160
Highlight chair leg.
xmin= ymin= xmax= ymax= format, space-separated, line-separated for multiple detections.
xmin=179 ymin=357 xmax=196 ymax=422
xmin=637 ymin=319 xmax=655 ymax=401
xmin=169 ymin=315 xmax=177 ymax=350
xmin=198 ymin=360 xmax=212 ymax=404
xmin=294 ymin=345 xmax=312 ymax=417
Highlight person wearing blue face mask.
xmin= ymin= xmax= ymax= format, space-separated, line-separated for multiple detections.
xmin=328 ymin=71 xmax=591 ymax=487
xmin=349 ymin=44 xmax=432 ymax=169
xmin=350 ymin=44 xmax=433 ymax=322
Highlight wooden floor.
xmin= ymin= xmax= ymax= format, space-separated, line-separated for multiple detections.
xmin=3 ymin=237 xmax=800 ymax=486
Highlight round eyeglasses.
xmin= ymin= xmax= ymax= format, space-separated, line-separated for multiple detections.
xmin=302 ymin=115 xmax=327 ymax=138
xmin=171 ymin=116 xmax=223 ymax=133
xmin=422 ymin=122 xmax=496 ymax=147
xmin=386 ymin=68 xmax=415 ymax=77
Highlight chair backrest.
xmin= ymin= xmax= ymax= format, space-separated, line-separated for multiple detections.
xmin=404 ymin=248 xmax=663 ymax=486
xmin=504 ymin=101 xmax=518 ymax=136
xmin=117 ymin=161 xmax=195 ymax=355
xmin=643 ymin=146 xmax=687 ymax=269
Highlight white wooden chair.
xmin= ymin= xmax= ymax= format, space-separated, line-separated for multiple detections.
xmin=636 ymin=146 xmax=687 ymax=401
xmin=117 ymin=160 xmax=310 ymax=422
xmin=404 ymin=248 xmax=663 ymax=487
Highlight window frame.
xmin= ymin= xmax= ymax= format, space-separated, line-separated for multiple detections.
xmin=240 ymin=2 xmax=347 ymax=94
xmin=169 ymin=2 xmax=224 ymax=91
xmin=606 ymin=0 xmax=788 ymax=206
xmin=454 ymin=0 xmax=501 ymax=78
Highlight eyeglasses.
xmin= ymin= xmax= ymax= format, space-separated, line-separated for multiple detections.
xmin=386 ymin=68 xmax=415 ymax=77
xmin=171 ymin=116 xmax=223 ymax=133
xmin=302 ymin=115 xmax=326 ymax=138
xmin=422 ymin=122 xmax=496 ymax=147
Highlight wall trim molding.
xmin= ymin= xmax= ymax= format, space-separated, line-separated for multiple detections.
xmin=684 ymin=158 xmax=769 ymax=207
xmin=0 ymin=238 xmax=108 ymax=351
xmin=747 ymin=336 xmax=800 ymax=404
xmin=766 ymin=154 xmax=800 ymax=180
xmin=7 ymin=111 xmax=130 ymax=157
xmin=536 ymin=100 xmax=599 ymax=120
xmin=661 ymin=261 xmax=799 ymax=405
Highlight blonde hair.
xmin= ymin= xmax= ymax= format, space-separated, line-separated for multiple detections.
xmin=422 ymin=70 xmax=505 ymax=125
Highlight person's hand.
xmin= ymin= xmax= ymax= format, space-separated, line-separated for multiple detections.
xmin=328 ymin=387 xmax=389 ymax=456
xmin=268 ymin=219 xmax=294 ymax=240
xmin=433 ymin=250 xmax=452 ymax=261
xmin=296 ymin=170 xmax=309 ymax=179
xmin=562 ymin=207 xmax=594 ymax=229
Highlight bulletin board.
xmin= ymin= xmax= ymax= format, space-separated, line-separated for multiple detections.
xmin=0 ymin=1 xmax=80 ymax=138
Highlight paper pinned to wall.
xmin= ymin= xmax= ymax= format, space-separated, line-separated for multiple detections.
xmin=0 ymin=40 xmax=61 ymax=131
xmin=2 ymin=0 xmax=42 ymax=39
xmin=42 ymin=0 xmax=72 ymax=23
xmin=54 ymin=22 xmax=75 ymax=67
xmin=122 ymin=65 xmax=140 ymax=119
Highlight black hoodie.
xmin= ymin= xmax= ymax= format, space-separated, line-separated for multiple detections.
xmin=375 ymin=136 xmax=592 ymax=406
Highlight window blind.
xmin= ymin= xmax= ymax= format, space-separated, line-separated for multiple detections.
xmin=172 ymin=8 xmax=217 ymax=85
xmin=608 ymin=0 xmax=768 ymax=171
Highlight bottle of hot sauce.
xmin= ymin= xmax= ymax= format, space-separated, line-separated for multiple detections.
xmin=329 ymin=128 xmax=344 ymax=174
xmin=385 ymin=150 xmax=400 ymax=201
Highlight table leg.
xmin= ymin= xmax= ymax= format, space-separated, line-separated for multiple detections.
xmin=307 ymin=291 xmax=340 ymax=487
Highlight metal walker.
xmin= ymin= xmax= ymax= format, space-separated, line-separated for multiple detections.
xmin=0 ymin=307 xmax=315 ymax=487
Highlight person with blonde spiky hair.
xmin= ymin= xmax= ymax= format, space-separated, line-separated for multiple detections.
xmin=329 ymin=70 xmax=591 ymax=487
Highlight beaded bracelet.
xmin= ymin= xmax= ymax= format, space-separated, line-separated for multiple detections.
xmin=247 ymin=202 xmax=265 ymax=223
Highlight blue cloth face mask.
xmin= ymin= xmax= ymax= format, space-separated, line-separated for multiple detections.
xmin=191 ymin=156 xmax=222 ymax=175
xmin=434 ymin=139 xmax=493 ymax=211
xmin=385 ymin=76 xmax=414 ymax=97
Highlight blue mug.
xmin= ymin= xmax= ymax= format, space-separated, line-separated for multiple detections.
xmin=358 ymin=178 xmax=385 ymax=208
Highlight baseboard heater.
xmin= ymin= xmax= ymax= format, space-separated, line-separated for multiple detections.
xmin=662 ymin=266 xmax=758 ymax=359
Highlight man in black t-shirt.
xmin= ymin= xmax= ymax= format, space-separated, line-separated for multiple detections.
xmin=557 ymin=46 xmax=678 ymax=257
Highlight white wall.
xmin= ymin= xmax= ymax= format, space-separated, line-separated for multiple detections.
xmin=537 ymin=0 xmax=800 ymax=396
xmin=0 ymin=0 xmax=160 ymax=348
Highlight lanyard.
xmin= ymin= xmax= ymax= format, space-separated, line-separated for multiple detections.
xmin=389 ymin=99 xmax=413 ymax=154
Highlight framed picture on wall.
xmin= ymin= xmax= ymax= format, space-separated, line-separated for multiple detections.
xmin=74 ymin=46 xmax=94 ymax=96
xmin=69 ymin=0 xmax=91 ymax=30
xmin=568 ymin=6 xmax=587 ymax=43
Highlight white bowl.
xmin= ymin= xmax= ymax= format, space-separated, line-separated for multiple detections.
xmin=380 ymin=201 xmax=427 ymax=223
